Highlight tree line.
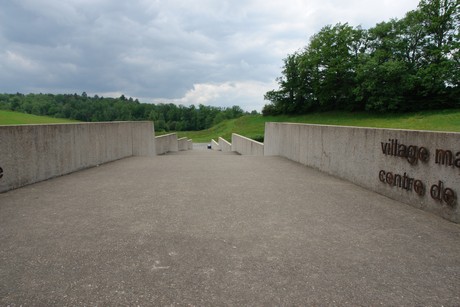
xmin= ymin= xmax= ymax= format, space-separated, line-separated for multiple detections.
xmin=263 ymin=0 xmax=459 ymax=115
xmin=0 ymin=92 xmax=248 ymax=132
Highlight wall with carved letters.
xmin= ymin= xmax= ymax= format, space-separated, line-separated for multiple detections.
xmin=264 ymin=122 xmax=460 ymax=223
xmin=0 ymin=122 xmax=155 ymax=193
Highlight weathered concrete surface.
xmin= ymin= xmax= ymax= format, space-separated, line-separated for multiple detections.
xmin=192 ymin=142 xmax=209 ymax=151
xmin=211 ymin=139 xmax=220 ymax=150
xmin=0 ymin=122 xmax=154 ymax=193
xmin=155 ymin=133 xmax=178 ymax=155
xmin=218 ymin=137 xmax=232 ymax=152
xmin=232 ymin=133 xmax=264 ymax=156
xmin=131 ymin=122 xmax=156 ymax=157
xmin=265 ymin=123 xmax=460 ymax=223
xmin=177 ymin=137 xmax=189 ymax=151
xmin=1 ymin=151 xmax=459 ymax=306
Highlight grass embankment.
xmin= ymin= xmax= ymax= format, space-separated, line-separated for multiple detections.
xmin=0 ymin=110 xmax=79 ymax=125
xmin=177 ymin=109 xmax=460 ymax=143
xmin=2 ymin=109 xmax=458 ymax=141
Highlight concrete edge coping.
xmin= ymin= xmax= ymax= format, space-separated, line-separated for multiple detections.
xmin=155 ymin=133 xmax=177 ymax=139
xmin=211 ymin=139 xmax=220 ymax=150
xmin=232 ymin=133 xmax=264 ymax=145
xmin=266 ymin=122 xmax=460 ymax=135
xmin=0 ymin=121 xmax=154 ymax=128
xmin=177 ymin=137 xmax=188 ymax=141
xmin=218 ymin=137 xmax=232 ymax=146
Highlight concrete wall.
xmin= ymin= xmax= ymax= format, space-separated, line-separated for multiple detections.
xmin=211 ymin=139 xmax=220 ymax=150
xmin=155 ymin=133 xmax=179 ymax=155
xmin=231 ymin=133 xmax=264 ymax=156
xmin=219 ymin=137 xmax=232 ymax=152
xmin=178 ymin=137 xmax=189 ymax=151
xmin=132 ymin=122 xmax=156 ymax=156
xmin=187 ymin=139 xmax=193 ymax=150
xmin=0 ymin=121 xmax=155 ymax=193
xmin=264 ymin=122 xmax=460 ymax=223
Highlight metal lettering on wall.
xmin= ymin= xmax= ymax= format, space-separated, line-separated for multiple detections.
xmin=379 ymin=139 xmax=458 ymax=208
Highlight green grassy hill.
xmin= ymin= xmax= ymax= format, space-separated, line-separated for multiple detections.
xmin=2 ymin=108 xmax=459 ymax=142
xmin=178 ymin=109 xmax=460 ymax=143
xmin=0 ymin=110 xmax=79 ymax=125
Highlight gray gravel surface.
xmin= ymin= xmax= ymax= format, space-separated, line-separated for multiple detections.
xmin=1 ymin=150 xmax=459 ymax=306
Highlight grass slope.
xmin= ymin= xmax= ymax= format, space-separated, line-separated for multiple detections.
xmin=0 ymin=110 xmax=79 ymax=125
xmin=177 ymin=109 xmax=460 ymax=143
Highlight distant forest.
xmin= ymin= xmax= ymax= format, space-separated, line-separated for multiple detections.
xmin=263 ymin=0 xmax=459 ymax=115
xmin=0 ymin=93 xmax=249 ymax=132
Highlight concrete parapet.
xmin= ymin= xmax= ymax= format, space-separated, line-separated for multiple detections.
xmin=187 ymin=139 xmax=193 ymax=150
xmin=155 ymin=133 xmax=179 ymax=155
xmin=264 ymin=122 xmax=460 ymax=223
xmin=211 ymin=139 xmax=220 ymax=150
xmin=0 ymin=121 xmax=154 ymax=193
xmin=132 ymin=122 xmax=156 ymax=156
xmin=219 ymin=137 xmax=232 ymax=152
xmin=231 ymin=133 xmax=264 ymax=156
xmin=178 ymin=137 xmax=189 ymax=151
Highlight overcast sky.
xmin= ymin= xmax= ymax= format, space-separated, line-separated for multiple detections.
xmin=0 ymin=0 xmax=420 ymax=111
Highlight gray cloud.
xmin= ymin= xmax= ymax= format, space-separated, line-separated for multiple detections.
xmin=0 ymin=0 xmax=420 ymax=111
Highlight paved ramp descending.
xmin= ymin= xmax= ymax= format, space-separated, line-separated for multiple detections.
xmin=0 ymin=149 xmax=459 ymax=305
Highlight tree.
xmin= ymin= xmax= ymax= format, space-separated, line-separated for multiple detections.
xmin=354 ymin=19 xmax=412 ymax=111
xmin=0 ymin=92 xmax=247 ymax=130
xmin=305 ymin=23 xmax=364 ymax=110
xmin=263 ymin=0 xmax=460 ymax=114
xmin=416 ymin=0 xmax=459 ymax=106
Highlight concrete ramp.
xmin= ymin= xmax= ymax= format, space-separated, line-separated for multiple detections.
xmin=0 ymin=150 xmax=459 ymax=305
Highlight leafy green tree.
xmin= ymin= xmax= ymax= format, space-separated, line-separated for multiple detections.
xmin=0 ymin=92 xmax=247 ymax=131
xmin=306 ymin=23 xmax=363 ymax=110
xmin=264 ymin=0 xmax=460 ymax=114
xmin=354 ymin=20 xmax=412 ymax=111
xmin=416 ymin=0 xmax=459 ymax=106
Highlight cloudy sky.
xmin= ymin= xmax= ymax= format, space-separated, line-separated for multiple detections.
xmin=0 ymin=0 xmax=420 ymax=111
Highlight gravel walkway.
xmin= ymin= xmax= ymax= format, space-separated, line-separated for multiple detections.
xmin=1 ymin=150 xmax=459 ymax=305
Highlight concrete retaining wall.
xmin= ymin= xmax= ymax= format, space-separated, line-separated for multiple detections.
xmin=211 ymin=139 xmax=220 ymax=150
xmin=231 ymin=133 xmax=264 ymax=156
xmin=264 ymin=122 xmax=460 ymax=223
xmin=188 ymin=140 xmax=193 ymax=150
xmin=155 ymin=133 xmax=179 ymax=155
xmin=219 ymin=137 xmax=232 ymax=152
xmin=178 ymin=137 xmax=189 ymax=151
xmin=0 ymin=121 xmax=155 ymax=193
